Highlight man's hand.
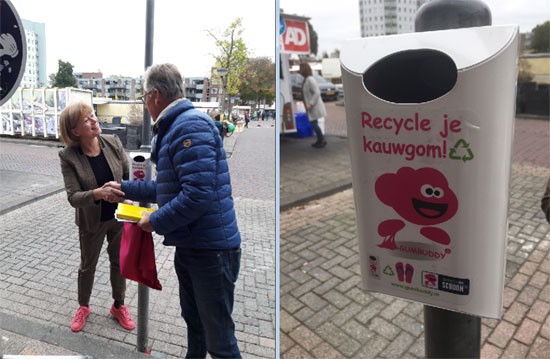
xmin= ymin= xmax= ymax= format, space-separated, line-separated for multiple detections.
xmin=102 ymin=181 xmax=121 ymax=191
xmin=99 ymin=181 xmax=124 ymax=203
xmin=138 ymin=211 xmax=154 ymax=233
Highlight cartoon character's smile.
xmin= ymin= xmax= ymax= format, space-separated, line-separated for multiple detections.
xmin=412 ymin=198 xmax=448 ymax=219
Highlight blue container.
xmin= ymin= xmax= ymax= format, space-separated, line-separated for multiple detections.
xmin=293 ymin=113 xmax=313 ymax=138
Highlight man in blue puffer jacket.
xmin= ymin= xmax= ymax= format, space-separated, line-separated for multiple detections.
xmin=105 ymin=63 xmax=241 ymax=358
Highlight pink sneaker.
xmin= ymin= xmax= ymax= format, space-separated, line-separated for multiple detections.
xmin=110 ymin=304 xmax=135 ymax=330
xmin=71 ymin=306 xmax=91 ymax=332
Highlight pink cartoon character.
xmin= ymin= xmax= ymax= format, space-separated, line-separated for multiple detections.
xmin=375 ymin=167 xmax=458 ymax=249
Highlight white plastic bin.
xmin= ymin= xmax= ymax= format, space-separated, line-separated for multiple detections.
xmin=341 ymin=25 xmax=519 ymax=318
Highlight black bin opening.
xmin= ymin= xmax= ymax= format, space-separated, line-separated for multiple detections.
xmin=363 ymin=49 xmax=457 ymax=103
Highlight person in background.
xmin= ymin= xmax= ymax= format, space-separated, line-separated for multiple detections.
xmin=541 ymin=177 xmax=550 ymax=223
xmin=58 ymin=101 xmax=135 ymax=333
xmin=244 ymin=111 xmax=250 ymax=128
xmin=105 ymin=63 xmax=242 ymax=358
xmin=209 ymin=109 xmax=227 ymax=142
xmin=299 ymin=62 xmax=327 ymax=148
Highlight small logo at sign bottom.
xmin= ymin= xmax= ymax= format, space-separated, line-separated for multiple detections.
xmin=422 ymin=271 xmax=470 ymax=295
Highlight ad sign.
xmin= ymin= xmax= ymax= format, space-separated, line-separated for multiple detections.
xmin=280 ymin=18 xmax=310 ymax=54
xmin=341 ymin=25 xmax=519 ymax=318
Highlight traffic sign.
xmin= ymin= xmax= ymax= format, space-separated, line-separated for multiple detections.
xmin=0 ymin=0 xmax=27 ymax=106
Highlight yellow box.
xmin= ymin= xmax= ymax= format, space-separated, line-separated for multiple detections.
xmin=115 ymin=203 xmax=156 ymax=222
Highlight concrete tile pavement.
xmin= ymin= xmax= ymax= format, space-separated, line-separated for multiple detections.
xmin=280 ymin=115 xmax=550 ymax=358
xmin=0 ymin=129 xmax=275 ymax=358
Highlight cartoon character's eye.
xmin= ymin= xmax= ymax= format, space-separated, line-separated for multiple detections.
xmin=421 ymin=184 xmax=445 ymax=198
xmin=433 ymin=187 xmax=444 ymax=198
xmin=421 ymin=184 xmax=435 ymax=197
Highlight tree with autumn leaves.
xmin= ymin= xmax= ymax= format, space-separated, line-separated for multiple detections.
xmin=207 ymin=18 xmax=249 ymax=112
xmin=208 ymin=18 xmax=275 ymax=110
xmin=238 ymin=57 xmax=275 ymax=107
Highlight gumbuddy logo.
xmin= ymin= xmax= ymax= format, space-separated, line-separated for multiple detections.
xmin=374 ymin=167 xmax=458 ymax=257
xmin=398 ymin=244 xmax=452 ymax=260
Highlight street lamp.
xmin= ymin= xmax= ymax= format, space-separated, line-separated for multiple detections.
xmin=216 ymin=68 xmax=228 ymax=116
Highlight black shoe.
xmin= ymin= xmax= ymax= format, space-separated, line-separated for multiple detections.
xmin=312 ymin=140 xmax=327 ymax=148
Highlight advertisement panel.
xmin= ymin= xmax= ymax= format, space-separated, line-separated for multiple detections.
xmin=280 ymin=18 xmax=310 ymax=54
xmin=0 ymin=87 xmax=92 ymax=138
xmin=340 ymin=25 xmax=519 ymax=318
xmin=280 ymin=15 xmax=312 ymax=134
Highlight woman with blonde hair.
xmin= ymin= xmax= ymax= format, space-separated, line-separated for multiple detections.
xmin=58 ymin=101 xmax=135 ymax=332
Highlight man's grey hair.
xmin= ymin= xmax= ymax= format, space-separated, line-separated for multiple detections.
xmin=144 ymin=63 xmax=185 ymax=99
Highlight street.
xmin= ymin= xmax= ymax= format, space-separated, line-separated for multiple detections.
xmin=0 ymin=120 xmax=277 ymax=358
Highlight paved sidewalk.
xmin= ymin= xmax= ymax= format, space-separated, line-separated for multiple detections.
xmin=0 ymin=126 xmax=275 ymax=359
xmin=280 ymin=135 xmax=351 ymax=211
xmin=280 ymin=116 xmax=550 ymax=358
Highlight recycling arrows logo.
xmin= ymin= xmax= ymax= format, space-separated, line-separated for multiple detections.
xmin=383 ymin=265 xmax=395 ymax=276
xmin=449 ymin=139 xmax=474 ymax=162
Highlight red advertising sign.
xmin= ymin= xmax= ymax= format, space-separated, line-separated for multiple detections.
xmin=281 ymin=19 xmax=310 ymax=54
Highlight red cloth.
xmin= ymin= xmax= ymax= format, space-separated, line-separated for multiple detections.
xmin=120 ymin=222 xmax=162 ymax=290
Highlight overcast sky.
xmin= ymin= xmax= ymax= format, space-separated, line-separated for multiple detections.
xmin=11 ymin=0 xmax=276 ymax=78
xmin=281 ymin=0 xmax=550 ymax=56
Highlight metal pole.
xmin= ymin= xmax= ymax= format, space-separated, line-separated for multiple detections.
xmin=137 ymin=0 xmax=154 ymax=353
xmin=424 ymin=306 xmax=482 ymax=358
xmin=220 ymin=76 xmax=226 ymax=117
xmin=142 ymin=0 xmax=155 ymax=150
xmin=415 ymin=1 xmax=491 ymax=358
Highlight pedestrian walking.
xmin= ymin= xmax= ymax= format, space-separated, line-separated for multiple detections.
xmin=299 ymin=62 xmax=327 ymax=148
xmin=244 ymin=111 xmax=250 ymax=128
xmin=105 ymin=63 xmax=242 ymax=358
xmin=58 ymin=101 xmax=135 ymax=333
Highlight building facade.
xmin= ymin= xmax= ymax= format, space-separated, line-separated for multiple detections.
xmin=21 ymin=19 xmax=47 ymax=87
xmin=184 ymin=77 xmax=209 ymax=102
xmin=74 ymin=72 xmax=144 ymax=101
xmin=359 ymin=0 xmax=428 ymax=37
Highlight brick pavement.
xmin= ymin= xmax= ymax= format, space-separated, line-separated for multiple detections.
xmin=0 ymin=125 xmax=276 ymax=358
xmin=280 ymin=165 xmax=549 ymax=358
xmin=280 ymin=114 xmax=550 ymax=358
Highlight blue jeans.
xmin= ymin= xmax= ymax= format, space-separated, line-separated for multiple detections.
xmin=310 ymin=119 xmax=325 ymax=143
xmin=174 ymin=247 xmax=241 ymax=359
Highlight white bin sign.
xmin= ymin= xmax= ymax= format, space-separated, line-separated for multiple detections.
xmin=340 ymin=25 xmax=519 ymax=318
xmin=130 ymin=152 xmax=151 ymax=181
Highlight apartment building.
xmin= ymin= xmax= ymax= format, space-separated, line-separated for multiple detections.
xmin=20 ymin=19 xmax=47 ymax=87
xmin=359 ymin=0 xmax=428 ymax=37
xmin=185 ymin=77 xmax=209 ymax=102
xmin=74 ymin=73 xmax=144 ymax=101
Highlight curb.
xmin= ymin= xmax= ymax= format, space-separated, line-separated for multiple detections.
xmin=0 ymin=188 xmax=65 ymax=216
xmin=0 ymin=312 xmax=164 ymax=359
xmin=280 ymin=180 xmax=353 ymax=212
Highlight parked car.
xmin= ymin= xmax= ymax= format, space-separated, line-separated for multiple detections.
xmin=290 ymin=73 xmax=339 ymax=102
